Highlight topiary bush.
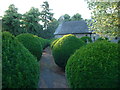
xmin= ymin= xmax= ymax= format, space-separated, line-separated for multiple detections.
xmin=16 ymin=33 xmax=42 ymax=60
xmin=50 ymin=38 xmax=59 ymax=49
xmin=80 ymin=36 xmax=92 ymax=43
xmin=2 ymin=32 xmax=39 ymax=88
xmin=66 ymin=41 xmax=119 ymax=88
xmin=43 ymin=39 xmax=51 ymax=49
xmin=52 ymin=34 xmax=86 ymax=69
xmin=36 ymin=37 xmax=50 ymax=49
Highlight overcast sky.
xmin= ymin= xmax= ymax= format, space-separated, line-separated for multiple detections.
xmin=0 ymin=0 xmax=91 ymax=19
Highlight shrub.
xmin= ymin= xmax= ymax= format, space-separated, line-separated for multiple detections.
xmin=66 ymin=41 xmax=119 ymax=88
xmin=43 ymin=39 xmax=51 ymax=49
xmin=50 ymin=38 xmax=59 ymax=49
xmin=2 ymin=32 xmax=39 ymax=88
xmin=96 ymin=37 xmax=109 ymax=42
xmin=80 ymin=36 xmax=92 ymax=43
xmin=118 ymin=39 xmax=120 ymax=43
xmin=16 ymin=33 xmax=42 ymax=60
xmin=36 ymin=37 xmax=50 ymax=49
xmin=52 ymin=34 xmax=86 ymax=69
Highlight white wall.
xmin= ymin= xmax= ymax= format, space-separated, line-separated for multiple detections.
xmin=55 ymin=34 xmax=100 ymax=42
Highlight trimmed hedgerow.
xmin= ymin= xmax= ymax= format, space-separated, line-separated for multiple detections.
xmin=80 ymin=36 xmax=92 ymax=43
xmin=2 ymin=32 xmax=39 ymax=88
xmin=43 ymin=39 xmax=51 ymax=49
xmin=66 ymin=41 xmax=119 ymax=88
xmin=16 ymin=33 xmax=42 ymax=60
xmin=52 ymin=34 xmax=86 ymax=69
xmin=50 ymin=38 xmax=59 ymax=49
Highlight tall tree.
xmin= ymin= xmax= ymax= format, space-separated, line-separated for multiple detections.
xmin=40 ymin=1 xmax=54 ymax=30
xmin=86 ymin=1 xmax=120 ymax=38
xmin=71 ymin=13 xmax=83 ymax=21
xmin=42 ymin=18 xmax=59 ymax=39
xmin=22 ymin=7 xmax=43 ymax=36
xmin=2 ymin=4 xmax=23 ymax=36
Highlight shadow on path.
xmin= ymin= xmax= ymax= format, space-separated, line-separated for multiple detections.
xmin=38 ymin=47 xmax=68 ymax=88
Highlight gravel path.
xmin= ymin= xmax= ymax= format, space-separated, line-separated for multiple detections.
xmin=38 ymin=47 xmax=68 ymax=88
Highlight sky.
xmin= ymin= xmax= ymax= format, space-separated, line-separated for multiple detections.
xmin=0 ymin=0 xmax=92 ymax=19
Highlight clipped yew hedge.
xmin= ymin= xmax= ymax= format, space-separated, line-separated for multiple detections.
xmin=2 ymin=32 xmax=39 ymax=88
xmin=50 ymin=38 xmax=59 ymax=49
xmin=80 ymin=36 xmax=92 ymax=43
xmin=16 ymin=33 xmax=42 ymax=60
xmin=66 ymin=41 xmax=119 ymax=88
xmin=37 ymin=37 xmax=50 ymax=49
xmin=52 ymin=34 xmax=86 ymax=69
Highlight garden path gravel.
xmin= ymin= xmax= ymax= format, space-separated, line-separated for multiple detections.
xmin=38 ymin=47 xmax=68 ymax=88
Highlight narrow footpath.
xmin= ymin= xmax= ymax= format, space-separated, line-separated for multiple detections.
xmin=38 ymin=47 xmax=68 ymax=88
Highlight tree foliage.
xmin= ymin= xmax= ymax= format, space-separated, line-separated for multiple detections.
xmin=2 ymin=4 xmax=24 ymax=36
xmin=22 ymin=7 xmax=43 ymax=36
xmin=2 ymin=2 xmax=57 ymax=39
xmin=63 ymin=14 xmax=71 ymax=22
xmin=40 ymin=1 xmax=54 ymax=30
xmin=58 ymin=13 xmax=83 ymax=23
xmin=86 ymin=1 xmax=120 ymax=38
xmin=41 ymin=18 xmax=59 ymax=39
xmin=71 ymin=13 xmax=83 ymax=21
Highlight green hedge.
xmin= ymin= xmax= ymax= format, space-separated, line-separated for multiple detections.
xmin=16 ymin=33 xmax=42 ymax=60
xmin=52 ymin=34 xmax=86 ymax=69
xmin=2 ymin=32 xmax=39 ymax=88
xmin=80 ymin=36 xmax=92 ymax=43
xmin=50 ymin=38 xmax=59 ymax=49
xmin=66 ymin=41 xmax=119 ymax=88
xmin=96 ymin=37 xmax=109 ymax=42
xmin=118 ymin=39 xmax=120 ymax=43
xmin=37 ymin=37 xmax=49 ymax=49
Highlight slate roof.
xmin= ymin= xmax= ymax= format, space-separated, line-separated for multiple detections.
xmin=54 ymin=20 xmax=92 ymax=35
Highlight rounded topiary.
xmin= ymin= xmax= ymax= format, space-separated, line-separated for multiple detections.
xmin=66 ymin=41 xmax=119 ymax=88
xmin=50 ymin=38 xmax=59 ymax=49
xmin=52 ymin=34 xmax=86 ymax=69
xmin=16 ymin=33 xmax=42 ymax=60
xmin=2 ymin=32 xmax=39 ymax=88
xmin=80 ymin=36 xmax=92 ymax=43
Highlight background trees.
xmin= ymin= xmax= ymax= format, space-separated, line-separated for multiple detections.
xmin=58 ymin=13 xmax=83 ymax=23
xmin=71 ymin=13 xmax=83 ymax=21
xmin=63 ymin=14 xmax=71 ymax=22
xmin=42 ymin=18 xmax=59 ymax=39
xmin=2 ymin=4 xmax=24 ymax=36
xmin=40 ymin=1 xmax=54 ymax=30
xmin=22 ymin=7 xmax=43 ymax=36
xmin=2 ymin=1 xmax=58 ymax=39
xmin=86 ymin=1 xmax=120 ymax=38
xmin=1 ymin=1 xmax=85 ymax=39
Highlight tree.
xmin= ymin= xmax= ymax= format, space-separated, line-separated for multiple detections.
xmin=71 ymin=13 xmax=83 ymax=21
xmin=22 ymin=7 xmax=43 ymax=36
xmin=40 ymin=1 xmax=54 ymax=30
xmin=2 ymin=4 xmax=24 ymax=36
xmin=58 ymin=14 xmax=70 ymax=23
xmin=86 ymin=1 xmax=120 ymax=38
xmin=42 ymin=18 xmax=59 ymax=39
xmin=63 ymin=14 xmax=71 ymax=21
xmin=58 ymin=13 xmax=83 ymax=23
